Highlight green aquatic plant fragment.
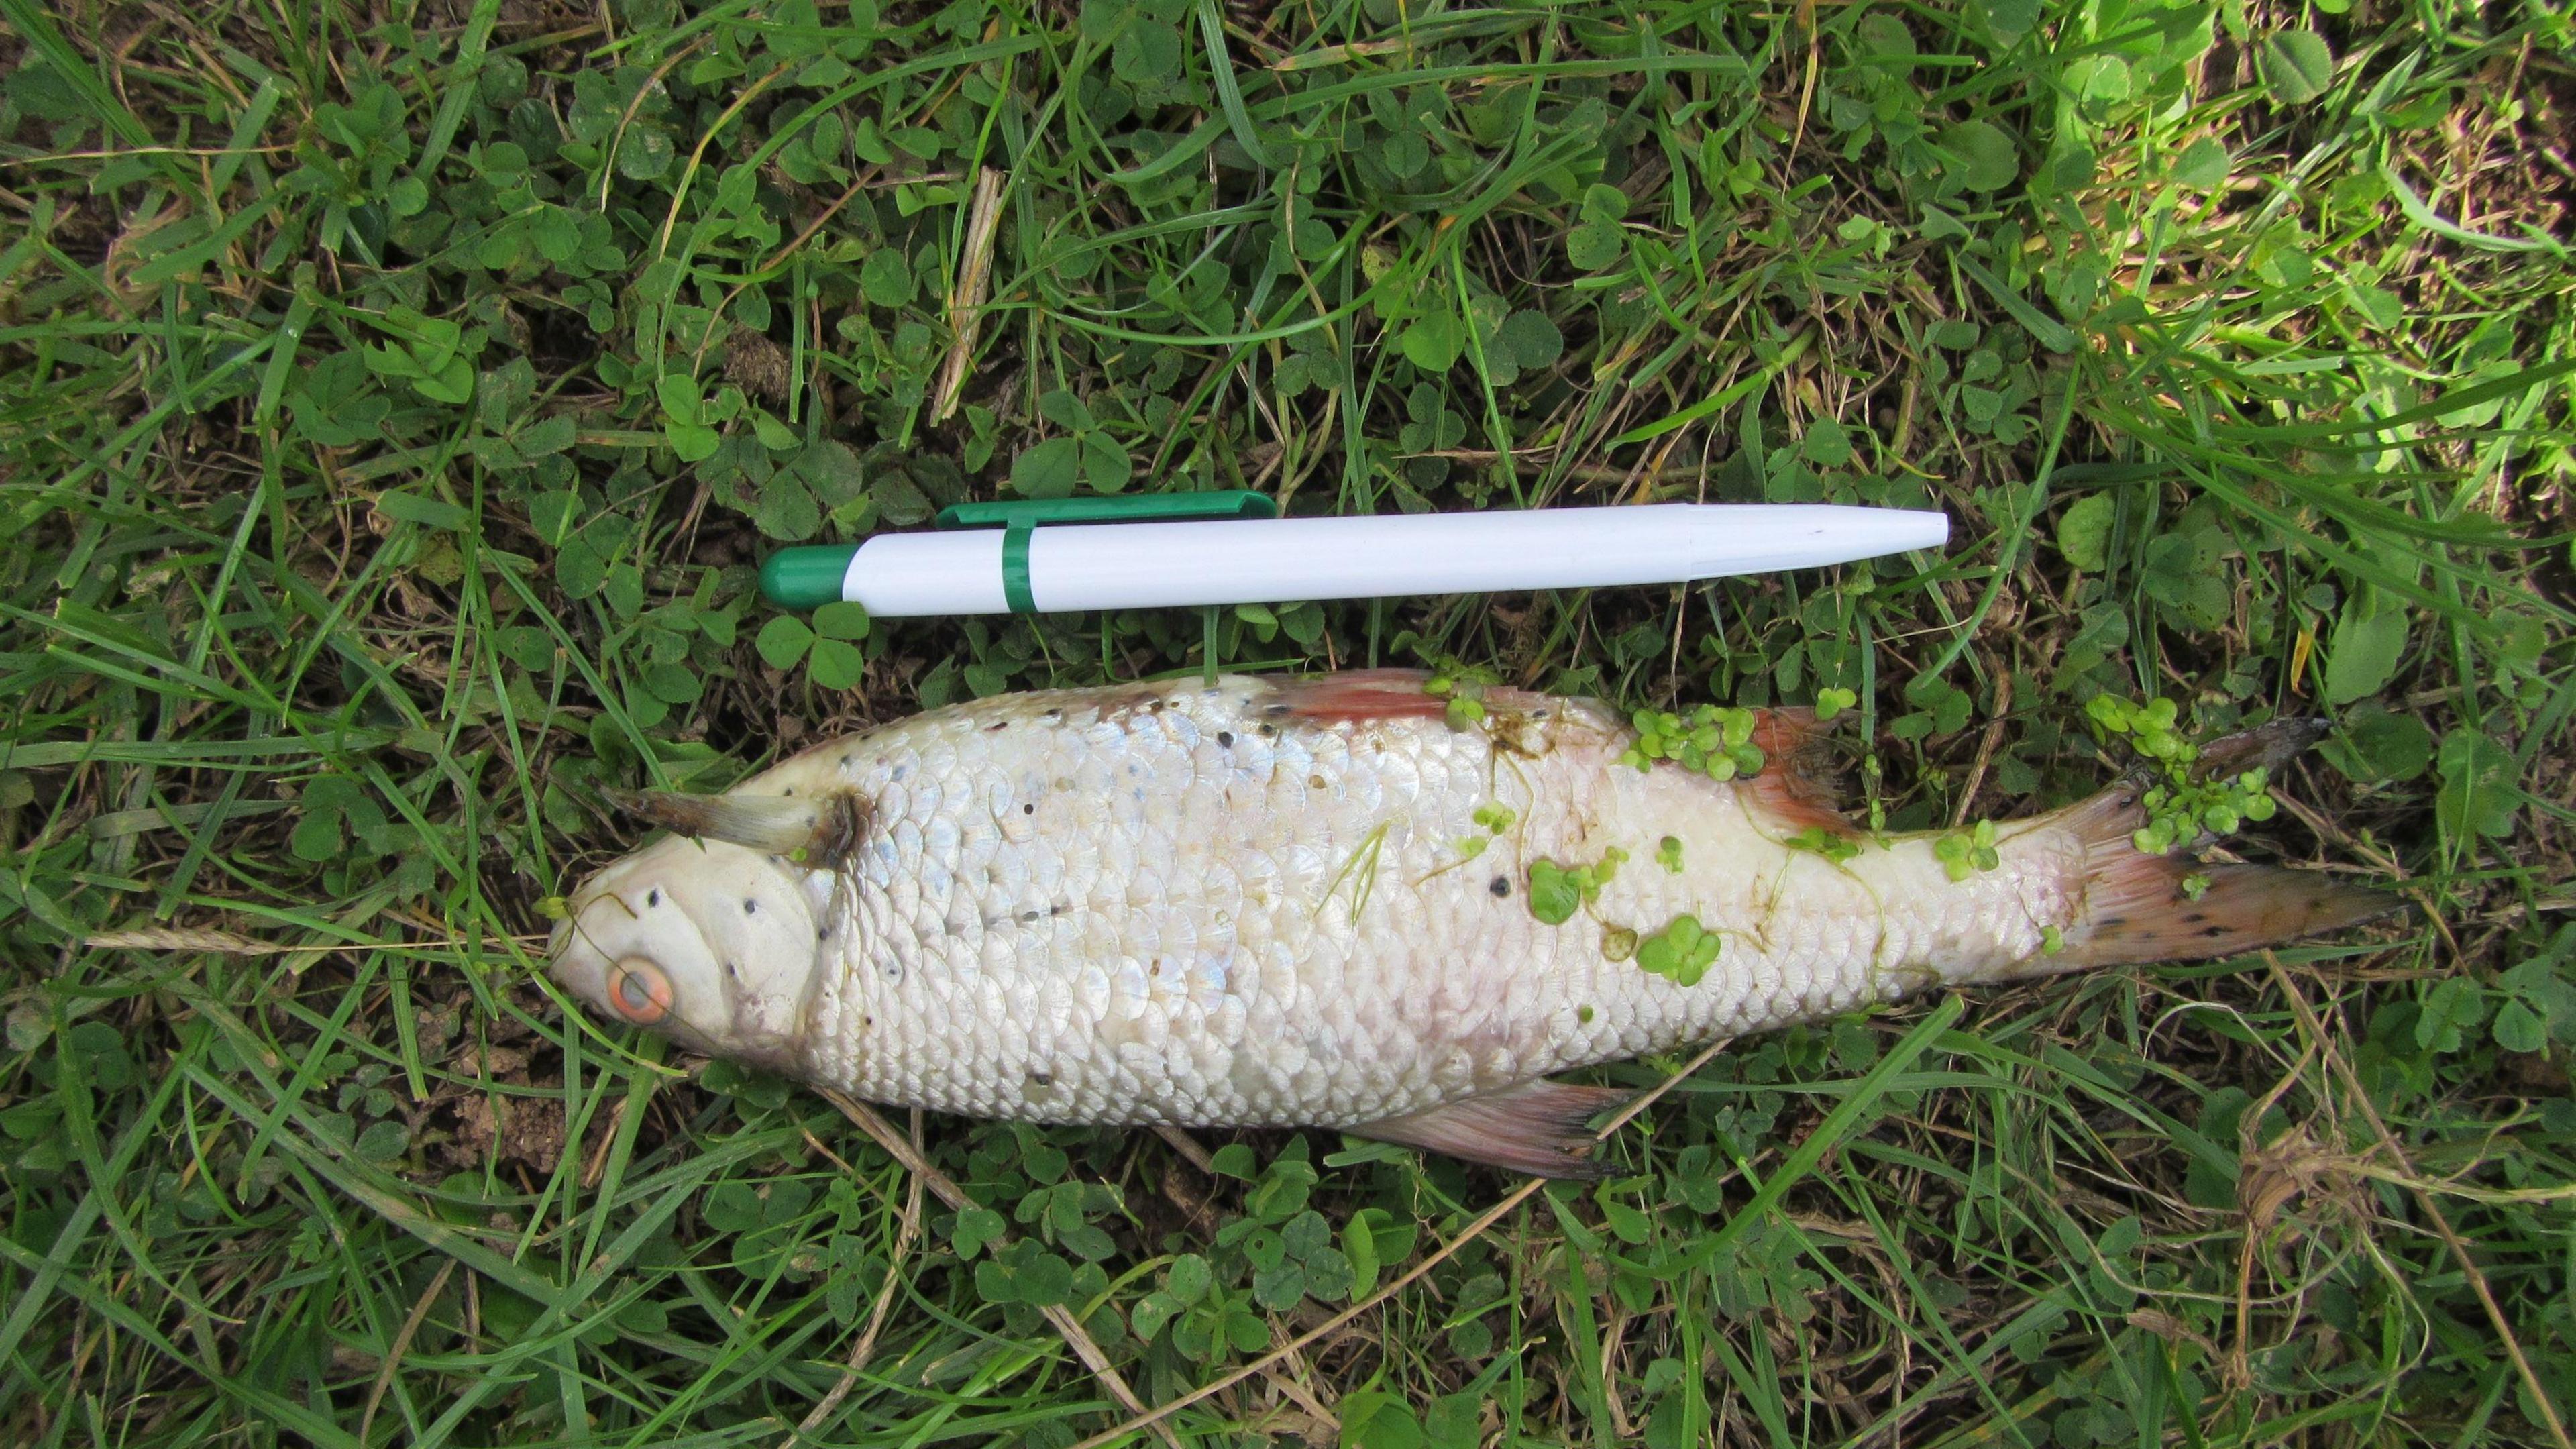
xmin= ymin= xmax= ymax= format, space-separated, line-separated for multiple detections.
xmin=1620 ymin=704 xmax=1765 ymax=781
xmin=2085 ymin=693 xmax=2281 ymax=855
xmin=1527 ymin=847 xmax=1626 ymax=926
xmin=1784 ymin=826 xmax=1863 ymax=865
xmin=1635 ymin=914 xmax=1720 ymax=987
xmin=1933 ymin=820 xmax=2001 ymax=883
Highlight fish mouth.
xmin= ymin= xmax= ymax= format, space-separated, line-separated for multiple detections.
xmin=714 ymin=1030 xmax=810 ymax=1080
xmin=540 ymin=911 xmax=590 ymax=995
xmin=541 ymin=900 xmax=621 ymax=1000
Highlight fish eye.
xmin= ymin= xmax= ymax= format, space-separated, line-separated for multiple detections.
xmin=607 ymin=955 xmax=675 ymax=1025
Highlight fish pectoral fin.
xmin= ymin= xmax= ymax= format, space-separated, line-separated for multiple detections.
xmin=606 ymin=788 xmax=867 ymax=865
xmin=1352 ymin=1079 xmax=1631 ymax=1179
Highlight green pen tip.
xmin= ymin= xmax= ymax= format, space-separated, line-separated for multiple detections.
xmin=759 ymin=545 xmax=857 ymax=610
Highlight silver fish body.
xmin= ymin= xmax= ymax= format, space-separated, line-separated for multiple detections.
xmin=549 ymin=672 xmax=2383 ymax=1173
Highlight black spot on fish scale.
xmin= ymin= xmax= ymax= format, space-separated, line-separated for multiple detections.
xmin=1217 ymin=731 xmax=1234 ymax=748
xmin=1028 ymin=1070 xmax=1053 ymax=1087
xmin=743 ymin=898 xmax=757 ymax=915
xmin=816 ymin=925 xmax=830 ymax=941
xmin=1490 ymin=875 xmax=1511 ymax=898
xmin=1024 ymin=802 xmax=1035 ymax=814
xmin=1258 ymin=722 xmax=1277 ymax=736
xmin=987 ymin=720 xmax=1008 ymax=731
xmin=647 ymin=889 xmax=660 ymax=907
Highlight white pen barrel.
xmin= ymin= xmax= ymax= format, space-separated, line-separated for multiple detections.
xmin=840 ymin=505 xmax=1949 ymax=616
xmin=1030 ymin=506 xmax=1905 ymax=612
xmin=1034 ymin=513 xmax=1627 ymax=612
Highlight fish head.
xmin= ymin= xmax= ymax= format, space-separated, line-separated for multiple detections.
xmin=548 ymin=833 xmax=823 ymax=1075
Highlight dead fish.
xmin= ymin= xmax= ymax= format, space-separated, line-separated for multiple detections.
xmin=547 ymin=670 xmax=2392 ymax=1177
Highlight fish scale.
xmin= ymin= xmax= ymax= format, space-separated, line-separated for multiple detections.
xmin=550 ymin=669 xmax=2391 ymax=1176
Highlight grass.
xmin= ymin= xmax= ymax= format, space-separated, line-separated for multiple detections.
xmin=0 ymin=0 xmax=2571 ymax=1443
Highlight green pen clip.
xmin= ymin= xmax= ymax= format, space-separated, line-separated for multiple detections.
xmin=937 ymin=491 xmax=1279 ymax=614
xmin=931 ymin=491 xmax=1278 ymax=529
xmin=758 ymin=490 xmax=1279 ymax=612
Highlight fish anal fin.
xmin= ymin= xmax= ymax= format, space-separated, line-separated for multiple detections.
xmin=1748 ymin=705 xmax=1827 ymax=760
xmin=1746 ymin=773 xmax=1858 ymax=837
xmin=1352 ymin=1079 xmax=1629 ymax=1179
xmin=1744 ymin=706 xmax=1858 ymax=837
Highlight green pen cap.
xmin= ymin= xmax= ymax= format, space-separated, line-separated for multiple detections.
xmin=759 ymin=492 xmax=1281 ymax=611
xmin=759 ymin=545 xmax=860 ymax=609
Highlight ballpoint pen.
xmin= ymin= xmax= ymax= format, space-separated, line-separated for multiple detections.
xmin=760 ymin=494 xmax=1949 ymax=616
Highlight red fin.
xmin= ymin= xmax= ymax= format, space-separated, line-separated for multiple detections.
xmin=1265 ymin=669 xmax=1552 ymax=725
xmin=1265 ymin=669 xmax=1449 ymax=723
xmin=1748 ymin=705 xmax=1829 ymax=761
xmin=1744 ymin=707 xmax=1858 ymax=837
xmin=2053 ymin=784 xmax=2400 ymax=969
xmin=1352 ymin=1079 xmax=1629 ymax=1179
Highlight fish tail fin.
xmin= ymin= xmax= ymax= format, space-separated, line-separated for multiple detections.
xmin=2045 ymin=747 xmax=2401 ymax=970
xmin=2055 ymin=854 xmax=2399 ymax=970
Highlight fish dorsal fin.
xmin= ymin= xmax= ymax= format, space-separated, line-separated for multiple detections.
xmin=1743 ymin=707 xmax=1859 ymax=837
xmin=1351 ymin=1079 xmax=1629 ymax=1178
